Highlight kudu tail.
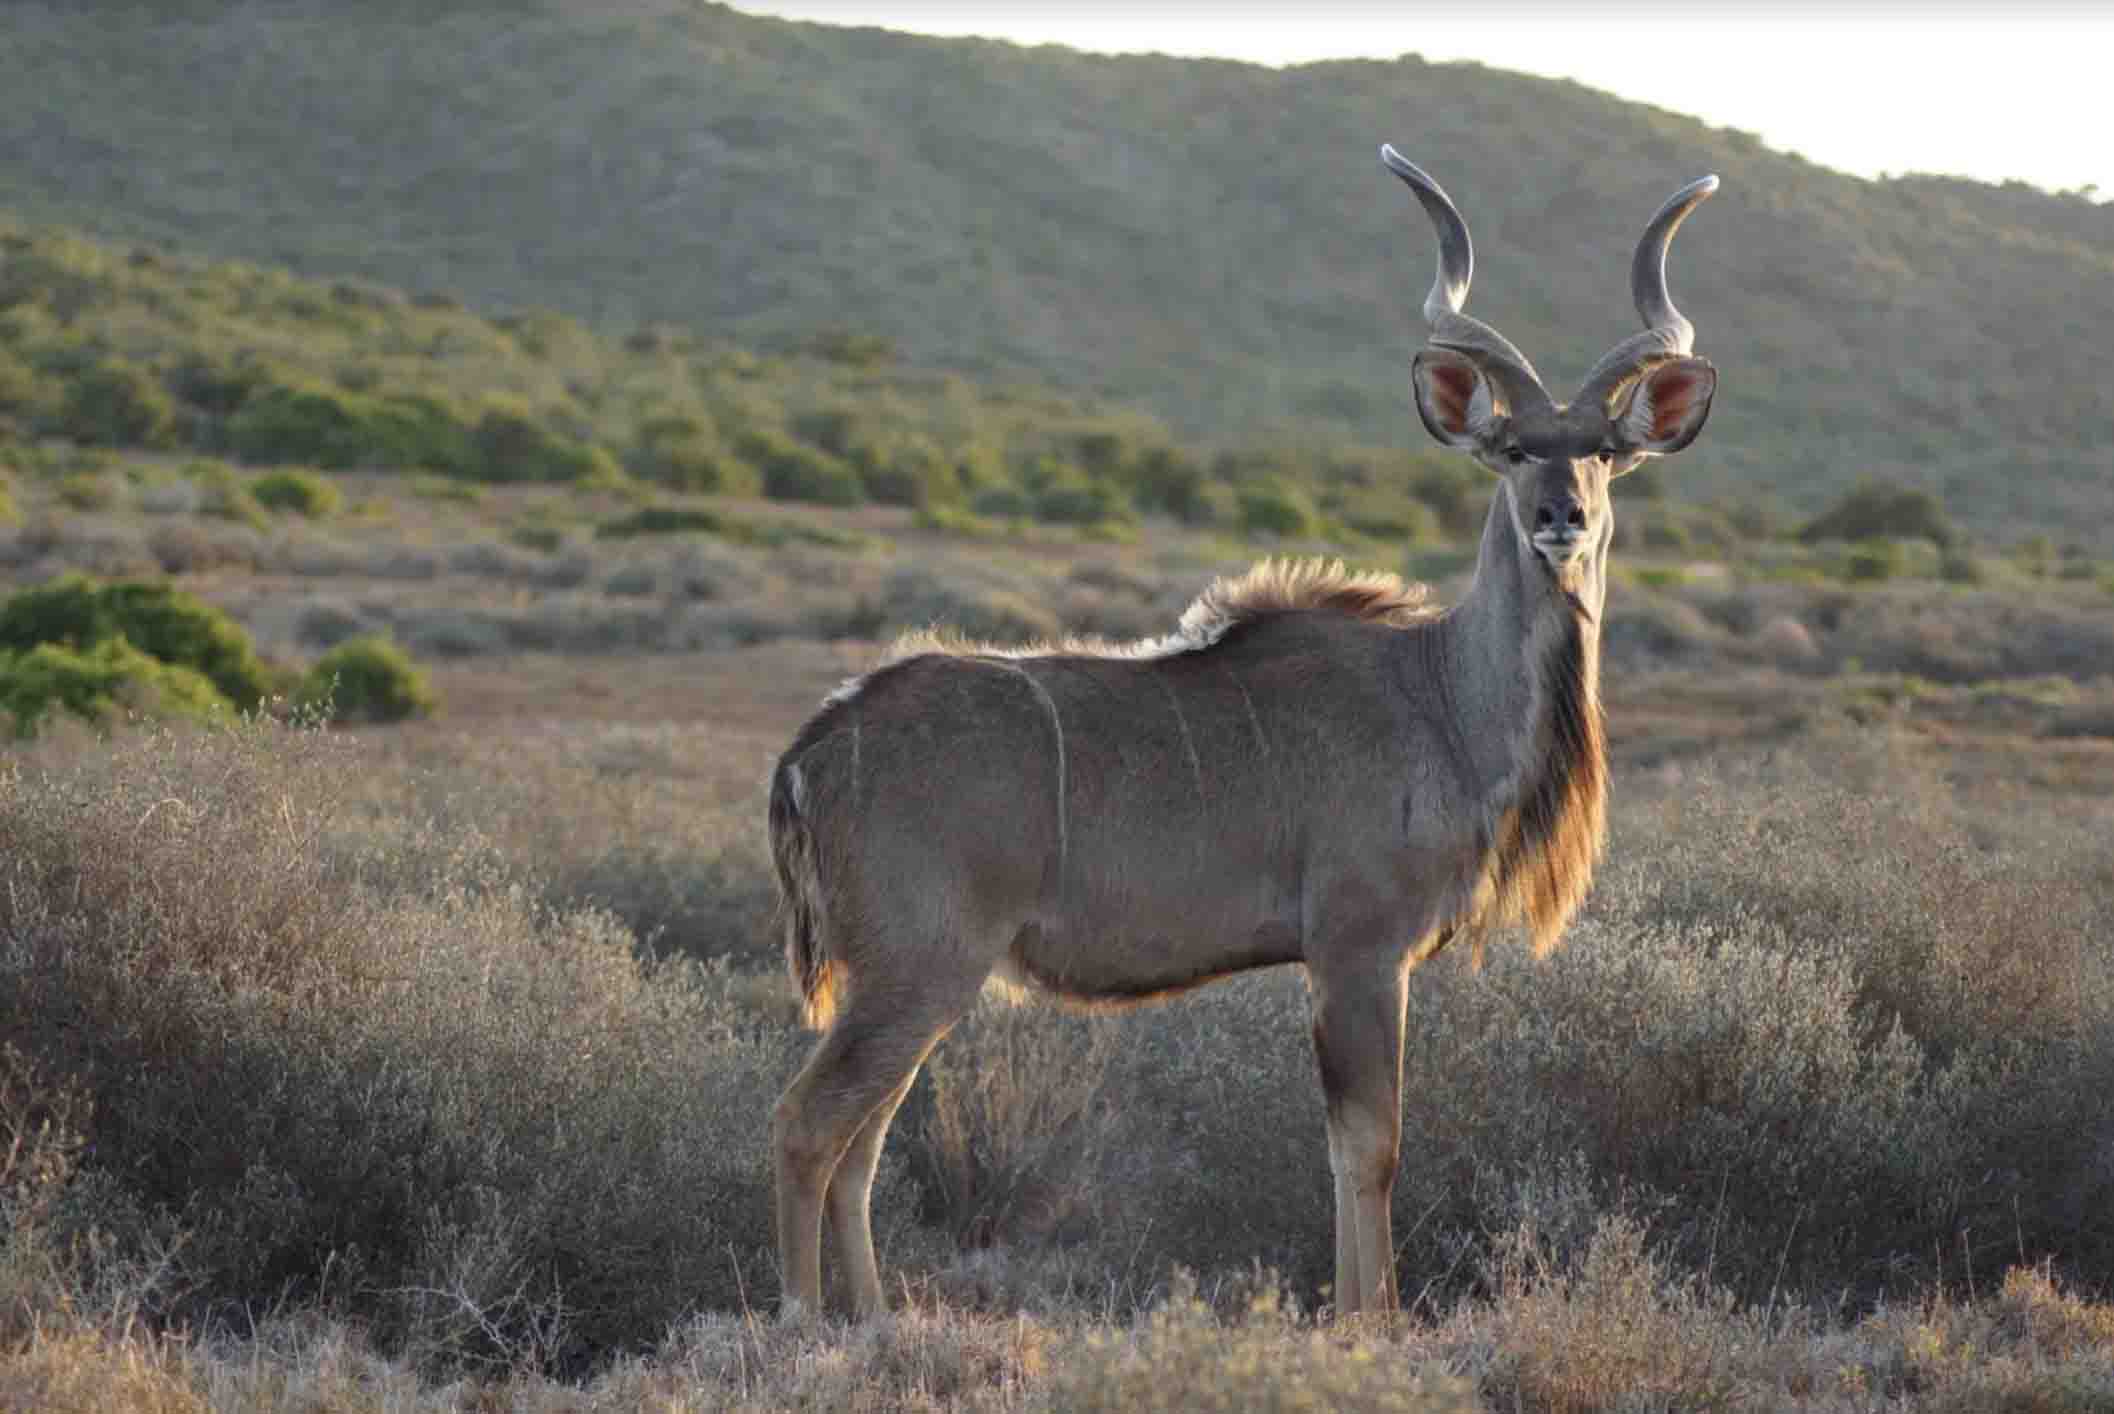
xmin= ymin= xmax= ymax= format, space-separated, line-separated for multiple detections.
xmin=768 ymin=757 xmax=840 ymax=1031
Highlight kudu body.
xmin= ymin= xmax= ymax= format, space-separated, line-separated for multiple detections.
xmin=768 ymin=148 xmax=1720 ymax=1318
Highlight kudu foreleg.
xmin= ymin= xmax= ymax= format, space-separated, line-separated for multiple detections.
xmin=1309 ymin=955 xmax=1410 ymax=1316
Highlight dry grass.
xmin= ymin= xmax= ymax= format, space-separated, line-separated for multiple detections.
xmin=4 ymin=1242 xmax=2110 ymax=1410
xmin=0 ymin=1329 xmax=207 ymax=1414
xmin=0 ymin=719 xmax=805 ymax=1368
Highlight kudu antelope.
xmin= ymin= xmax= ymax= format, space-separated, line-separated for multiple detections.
xmin=768 ymin=148 xmax=1720 ymax=1318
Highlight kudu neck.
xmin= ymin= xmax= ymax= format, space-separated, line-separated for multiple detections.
xmin=1425 ymin=483 xmax=1605 ymax=789
xmin=1459 ymin=480 xmax=1610 ymax=633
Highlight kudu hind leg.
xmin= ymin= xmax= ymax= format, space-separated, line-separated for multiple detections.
xmin=825 ymin=1069 xmax=917 ymax=1318
xmin=1309 ymin=958 xmax=1410 ymax=1316
xmin=774 ymin=996 xmax=962 ymax=1318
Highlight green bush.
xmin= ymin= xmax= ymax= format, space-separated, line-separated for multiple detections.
xmin=182 ymin=457 xmax=269 ymax=529
xmin=739 ymin=428 xmax=863 ymax=506
xmin=0 ymin=574 xmax=276 ymax=709
xmin=856 ymin=436 xmax=960 ymax=509
xmin=1939 ymin=550 xmax=1989 ymax=584
xmin=1619 ymin=461 xmax=1668 ymax=499
xmin=508 ymin=523 xmax=567 ymax=554
xmin=471 ymin=401 xmax=621 ymax=484
xmin=629 ymin=414 xmax=759 ymax=495
xmin=913 ymin=504 xmax=1002 ymax=538
xmin=226 ymin=379 xmax=475 ymax=473
xmin=0 ymin=475 xmax=16 ymax=526
xmin=1639 ymin=515 xmax=1692 ymax=553
xmin=1129 ymin=444 xmax=1217 ymax=523
xmin=950 ymin=441 xmax=1007 ymax=495
xmin=1801 ymin=479 xmax=1957 ymax=549
xmin=803 ymin=326 xmax=897 ymax=366
xmin=1236 ymin=481 xmax=1318 ymax=538
xmin=1844 ymin=541 xmax=1906 ymax=582
xmin=596 ymin=505 xmax=726 ymax=539
xmin=788 ymin=405 xmax=862 ymax=459
xmin=296 ymin=635 xmax=436 ymax=724
xmin=1409 ymin=457 xmax=1486 ymax=536
xmin=166 ymin=349 xmax=276 ymax=419
xmin=54 ymin=357 xmax=178 ymax=448
xmin=2013 ymin=534 xmax=2057 ymax=578
xmin=409 ymin=474 xmax=487 ymax=505
xmin=0 ymin=637 xmax=228 ymax=736
xmin=0 ymin=345 xmax=55 ymax=420
xmin=970 ymin=484 xmax=1032 ymax=519
xmin=249 ymin=467 xmax=343 ymax=518
xmin=54 ymin=470 xmax=120 ymax=511
xmin=2057 ymin=545 xmax=2100 ymax=582
xmin=222 ymin=381 xmax=371 ymax=467
xmin=1334 ymin=492 xmax=1440 ymax=544
xmin=1069 ymin=427 xmax=1145 ymax=483
xmin=1032 ymin=476 xmax=1132 ymax=528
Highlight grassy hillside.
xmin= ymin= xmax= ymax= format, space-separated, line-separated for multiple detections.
xmin=1 ymin=1 xmax=2110 ymax=535
xmin=0 ymin=212 xmax=1514 ymax=549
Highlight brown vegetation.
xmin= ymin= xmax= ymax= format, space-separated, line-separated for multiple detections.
xmin=0 ymin=640 xmax=2107 ymax=1406
xmin=1 ymin=450 xmax=2111 ymax=1405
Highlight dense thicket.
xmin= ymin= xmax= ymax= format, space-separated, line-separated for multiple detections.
xmin=0 ymin=219 xmax=1488 ymax=544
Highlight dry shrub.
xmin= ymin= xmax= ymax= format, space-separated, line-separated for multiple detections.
xmin=1991 ymin=1267 xmax=2114 ymax=1363
xmin=1603 ymin=588 xmax=1729 ymax=666
xmin=4 ymin=689 xmax=2111 ymax=1401
xmin=0 ymin=1046 xmax=93 ymax=1349
xmin=991 ymin=737 xmax=2114 ymax=1314
xmin=145 ymin=520 xmax=263 ymax=576
xmin=190 ymin=1317 xmax=450 ymax=1412
xmin=1585 ymin=746 xmax=2114 ymax=1291
xmin=0 ymin=1328 xmax=204 ymax=1414
xmin=356 ymin=722 xmax=778 ymax=962
xmin=1834 ymin=1270 xmax=2114 ymax=1411
xmin=1754 ymin=612 xmax=1819 ymax=662
xmin=1824 ymin=585 xmax=2114 ymax=683
xmin=1418 ymin=1221 xmax=2114 ymax=1410
xmin=595 ymin=1305 xmax=1050 ymax=1412
xmin=0 ymin=719 xmax=803 ymax=1368
xmin=1391 ymin=908 xmax=1974 ymax=1300
xmin=1 ymin=1047 xmax=88 ymax=1228
xmin=1468 ymin=1215 xmax=1759 ymax=1414
xmin=1093 ymin=972 xmax=1330 ymax=1288
xmin=1034 ymin=1279 xmax=1477 ymax=1414
xmin=909 ymin=1007 xmax=1119 ymax=1253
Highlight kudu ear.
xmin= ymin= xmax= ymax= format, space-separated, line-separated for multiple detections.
xmin=1411 ymin=349 xmax=1499 ymax=450
xmin=1608 ymin=357 xmax=1716 ymax=464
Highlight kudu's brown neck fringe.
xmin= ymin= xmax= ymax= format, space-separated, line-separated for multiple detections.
xmin=1470 ymin=606 xmax=1608 ymax=960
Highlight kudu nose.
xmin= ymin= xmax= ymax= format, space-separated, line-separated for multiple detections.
xmin=1536 ymin=496 xmax=1586 ymax=535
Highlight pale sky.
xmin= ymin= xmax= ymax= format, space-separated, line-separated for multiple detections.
xmin=732 ymin=3 xmax=2113 ymax=200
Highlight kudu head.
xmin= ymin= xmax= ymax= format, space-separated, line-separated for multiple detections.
xmin=1382 ymin=146 xmax=1718 ymax=588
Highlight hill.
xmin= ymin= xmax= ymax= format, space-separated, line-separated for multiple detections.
xmin=2 ymin=0 xmax=2111 ymax=533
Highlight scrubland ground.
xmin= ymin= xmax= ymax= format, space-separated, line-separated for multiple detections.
xmin=5 ymin=483 xmax=2114 ymax=1411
